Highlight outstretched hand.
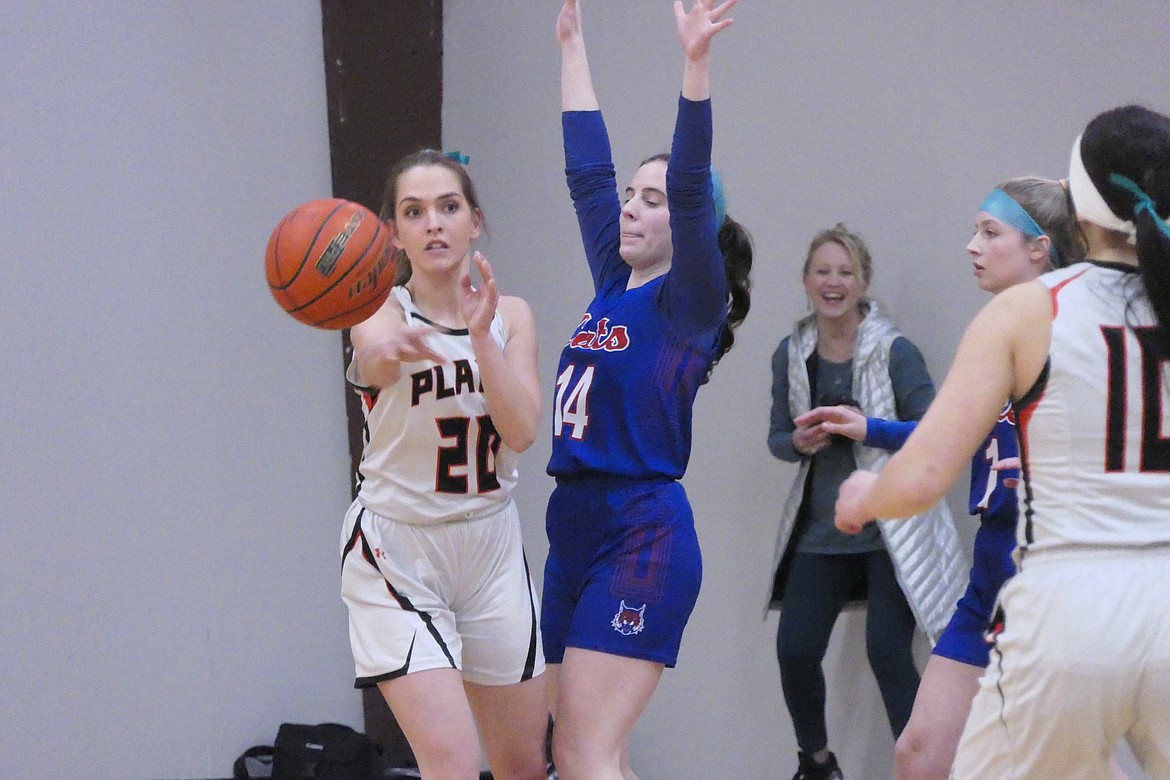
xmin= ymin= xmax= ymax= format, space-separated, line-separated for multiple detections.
xmin=367 ymin=324 xmax=444 ymax=368
xmin=459 ymin=252 xmax=500 ymax=336
xmin=795 ymin=405 xmax=867 ymax=443
xmin=556 ymin=0 xmax=582 ymax=46
xmin=673 ymin=0 xmax=736 ymax=60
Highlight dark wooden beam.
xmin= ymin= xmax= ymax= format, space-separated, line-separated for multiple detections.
xmin=320 ymin=0 xmax=443 ymax=768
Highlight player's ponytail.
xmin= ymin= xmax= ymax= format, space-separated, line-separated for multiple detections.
xmin=1123 ymin=166 xmax=1170 ymax=344
xmin=709 ymin=214 xmax=753 ymax=375
xmin=648 ymin=152 xmax=754 ymax=378
xmin=1077 ymin=105 xmax=1170 ymax=346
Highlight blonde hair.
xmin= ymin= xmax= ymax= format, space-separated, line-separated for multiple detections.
xmin=802 ymin=222 xmax=873 ymax=286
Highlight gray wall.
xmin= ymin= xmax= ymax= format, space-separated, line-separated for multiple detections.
xmin=2 ymin=1 xmax=1166 ymax=778
xmin=442 ymin=2 xmax=1166 ymax=779
xmin=0 ymin=3 xmax=361 ymax=779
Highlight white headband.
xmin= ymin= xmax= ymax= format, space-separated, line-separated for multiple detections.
xmin=1068 ymin=133 xmax=1138 ymax=243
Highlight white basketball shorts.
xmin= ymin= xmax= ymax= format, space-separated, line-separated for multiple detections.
xmin=953 ymin=546 xmax=1170 ymax=780
xmin=340 ymin=497 xmax=544 ymax=687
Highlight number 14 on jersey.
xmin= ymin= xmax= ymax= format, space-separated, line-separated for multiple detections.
xmin=554 ymin=364 xmax=594 ymax=441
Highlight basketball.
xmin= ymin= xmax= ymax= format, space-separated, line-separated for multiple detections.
xmin=265 ymin=198 xmax=395 ymax=329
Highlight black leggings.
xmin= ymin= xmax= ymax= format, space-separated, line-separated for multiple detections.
xmin=776 ymin=549 xmax=919 ymax=754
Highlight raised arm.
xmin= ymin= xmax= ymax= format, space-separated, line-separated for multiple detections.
xmin=558 ymin=0 xmax=624 ymax=293
xmin=557 ymin=0 xmax=598 ymax=111
xmin=674 ymin=0 xmax=736 ymax=101
xmin=661 ymin=1 xmax=736 ymax=334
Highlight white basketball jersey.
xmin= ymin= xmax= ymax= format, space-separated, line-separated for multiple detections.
xmin=1017 ymin=262 xmax=1170 ymax=554
xmin=349 ymin=286 xmax=519 ymax=525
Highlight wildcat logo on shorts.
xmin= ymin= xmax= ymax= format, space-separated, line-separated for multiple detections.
xmin=611 ymin=600 xmax=646 ymax=635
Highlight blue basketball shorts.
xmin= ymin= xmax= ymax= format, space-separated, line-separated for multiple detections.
xmin=932 ymin=519 xmax=1016 ymax=666
xmin=541 ymin=477 xmax=702 ymax=667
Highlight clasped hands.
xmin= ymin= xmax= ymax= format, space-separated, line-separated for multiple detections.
xmin=793 ymin=404 xmax=876 ymax=535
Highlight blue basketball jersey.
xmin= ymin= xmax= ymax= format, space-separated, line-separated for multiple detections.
xmin=967 ymin=402 xmax=1020 ymax=525
xmin=547 ymin=100 xmax=727 ymax=481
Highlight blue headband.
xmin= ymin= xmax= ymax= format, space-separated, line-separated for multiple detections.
xmin=711 ymin=166 xmax=727 ymax=229
xmin=444 ymin=150 xmax=470 ymax=165
xmin=978 ymin=188 xmax=1058 ymax=264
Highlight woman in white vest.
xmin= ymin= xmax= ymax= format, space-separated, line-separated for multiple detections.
xmin=767 ymin=223 xmax=964 ymax=780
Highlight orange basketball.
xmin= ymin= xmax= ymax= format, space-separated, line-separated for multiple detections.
xmin=265 ymin=198 xmax=395 ymax=329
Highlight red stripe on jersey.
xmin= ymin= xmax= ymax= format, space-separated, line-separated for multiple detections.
xmin=1016 ymin=391 xmax=1042 ymax=467
xmin=361 ymin=389 xmax=379 ymax=413
xmin=1015 ymin=367 xmax=1049 ymax=547
xmin=1016 ymin=365 xmax=1050 ymax=487
xmin=1048 ymin=267 xmax=1089 ymax=319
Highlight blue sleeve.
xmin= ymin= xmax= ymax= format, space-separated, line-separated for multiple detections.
xmin=661 ymin=96 xmax=728 ymax=336
xmin=768 ymin=338 xmax=802 ymax=462
xmin=864 ymin=417 xmax=919 ymax=451
xmin=563 ymin=110 xmax=628 ymax=296
xmin=889 ymin=337 xmax=935 ymax=421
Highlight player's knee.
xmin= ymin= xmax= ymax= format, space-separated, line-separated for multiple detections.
xmin=490 ymin=760 xmax=548 ymax=780
xmin=551 ymin=727 xmax=612 ymax=778
xmin=413 ymin=739 xmax=483 ymax=780
xmin=550 ymin=729 xmax=578 ymax=772
xmin=489 ymin=742 xmax=549 ymax=780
